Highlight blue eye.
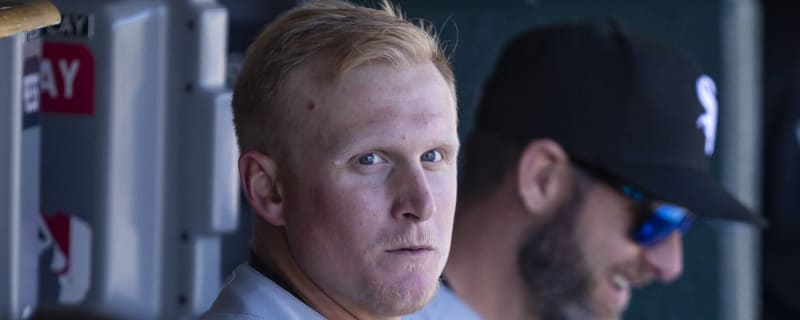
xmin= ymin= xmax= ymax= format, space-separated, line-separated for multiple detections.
xmin=356 ymin=153 xmax=385 ymax=165
xmin=421 ymin=150 xmax=442 ymax=162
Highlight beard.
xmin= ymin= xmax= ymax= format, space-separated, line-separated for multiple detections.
xmin=518 ymin=184 xmax=602 ymax=320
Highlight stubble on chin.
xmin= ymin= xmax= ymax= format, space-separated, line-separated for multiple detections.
xmin=358 ymin=271 xmax=441 ymax=317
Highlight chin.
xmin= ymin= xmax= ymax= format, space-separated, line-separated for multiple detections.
xmin=585 ymin=299 xmax=625 ymax=320
xmin=365 ymin=271 xmax=440 ymax=317
xmin=384 ymin=288 xmax=436 ymax=316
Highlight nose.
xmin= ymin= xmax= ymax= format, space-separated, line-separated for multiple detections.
xmin=390 ymin=164 xmax=436 ymax=222
xmin=642 ymin=231 xmax=684 ymax=282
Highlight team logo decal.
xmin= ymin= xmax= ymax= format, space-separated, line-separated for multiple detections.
xmin=696 ymin=75 xmax=718 ymax=156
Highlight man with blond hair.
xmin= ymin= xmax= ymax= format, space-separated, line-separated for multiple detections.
xmin=203 ymin=0 xmax=459 ymax=319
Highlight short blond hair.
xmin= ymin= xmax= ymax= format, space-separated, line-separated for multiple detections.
xmin=232 ymin=0 xmax=455 ymax=158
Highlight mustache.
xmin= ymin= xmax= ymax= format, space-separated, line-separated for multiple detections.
xmin=613 ymin=263 xmax=656 ymax=288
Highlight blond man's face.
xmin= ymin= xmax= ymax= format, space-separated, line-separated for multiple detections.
xmin=281 ymin=61 xmax=459 ymax=318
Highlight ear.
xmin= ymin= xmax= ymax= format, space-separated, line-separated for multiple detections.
xmin=239 ymin=151 xmax=286 ymax=226
xmin=516 ymin=139 xmax=571 ymax=216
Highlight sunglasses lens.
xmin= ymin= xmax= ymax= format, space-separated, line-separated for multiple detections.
xmin=679 ymin=215 xmax=695 ymax=233
xmin=633 ymin=204 xmax=692 ymax=246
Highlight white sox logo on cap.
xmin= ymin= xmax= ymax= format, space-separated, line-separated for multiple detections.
xmin=696 ymin=75 xmax=718 ymax=156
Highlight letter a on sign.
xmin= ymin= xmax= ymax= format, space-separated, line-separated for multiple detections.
xmin=41 ymin=42 xmax=95 ymax=115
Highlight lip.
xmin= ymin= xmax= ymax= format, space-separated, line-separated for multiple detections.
xmin=611 ymin=267 xmax=653 ymax=289
xmin=627 ymin=273 xmax=654 ymax=289
xmin=611 ymin=273 xmax=631 ymax=291
xmin=386 ymin=246 xmax=434 ymax=254
xmin=606 ymin=273 xmax=632 ymax=313
xmin=381 ymin=231 xmax=437 ymax=256
xmin=386 ymin=246 xmax=435 ymax=255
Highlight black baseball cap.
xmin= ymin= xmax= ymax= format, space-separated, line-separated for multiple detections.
xmin=475 ymin=19 xmax=765 ymax=226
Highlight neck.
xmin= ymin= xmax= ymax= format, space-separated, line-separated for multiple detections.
xmin=444 ymin=197 xmax=539 ymax=320
xmin=253 ymin=223 xmax=369 ymax=320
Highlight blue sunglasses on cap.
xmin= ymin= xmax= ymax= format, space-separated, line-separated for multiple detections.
xmin=573 ymin=159 xmax=694 ymax=247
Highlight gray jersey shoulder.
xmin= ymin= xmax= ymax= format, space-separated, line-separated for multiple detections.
xmin=202 ymin=264 xmax=325 ymax=320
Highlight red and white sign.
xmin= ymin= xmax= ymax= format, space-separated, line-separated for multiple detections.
xmin=39 ymin=211 xmax=92 ymax=304
xmin=41 ymin=42 xmax=95 ymax=115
